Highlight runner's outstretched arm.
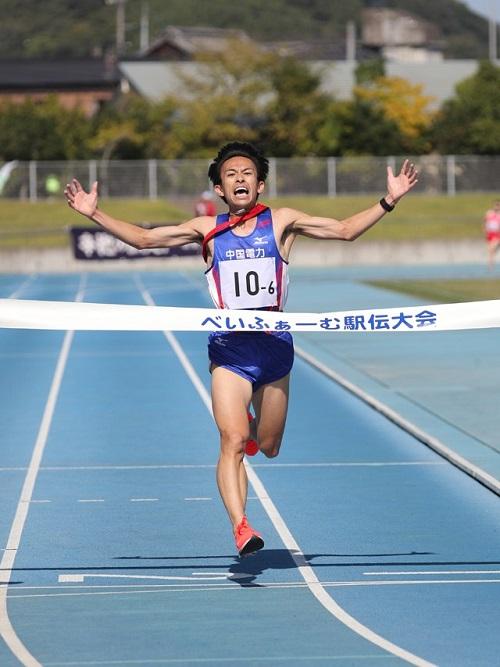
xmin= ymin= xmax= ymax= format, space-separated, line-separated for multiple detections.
xmin=64 ymin=179 xmax=206 ymax=249
xmin=284 ymin=160 xmax=418 ymax=241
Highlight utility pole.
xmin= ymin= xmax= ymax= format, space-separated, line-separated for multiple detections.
xmin=346 ymin=20 xmax=356 ymax=62
xmin=140 ymin=1 xmax=150 ymax=52
xmin=106 ymin=0 xmax=127 ymax=56
xmin=489 ymin=0 xmax=497 ymax=62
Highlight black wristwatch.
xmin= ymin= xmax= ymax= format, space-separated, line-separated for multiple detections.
xmin=379 ymin=197 xmax=395 ymax=212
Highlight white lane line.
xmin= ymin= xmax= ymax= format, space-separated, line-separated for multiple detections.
xmin=58 ymin=573 xmax=231 ymax=583
xmin=11 ymin=576 xmax=500 ymax=594
xmin=9 ymin=579 xmax=500 ymax=604
xmin=365 ymin=570 xmax=500 ymax=576
xmin=8 ymin=588 xmax=258 ymax=600
xmin=191 ymin=572 xmax=250 ymax=580
xmin=77 ymin=499 xmax=105 ymax=503
xmin=136 ymin=277 xmax=434 ymax=667
xmin=6 ymin=274 xmax=37 ymax=300
xmin=184 ymin=497 xmax=212 ymax=501
xmin=294 ymin=344 xmax=500 ymax=496
xmin=0 ymin=461 xmax=445 ymax=473
xmin=130 ymin=498 xmax=158 ymax=502
xmin=252 ymin=461 xmax=445 ymax=468
xmin=40 ymin=464 xmax=216 ymax=470
xmin=0 ymin=274 xmax=87 ymax=667
xmin=39 ymin=654 xmax=399 ymax=665
xmin=324 ymin=579 xmax=500 ymax=587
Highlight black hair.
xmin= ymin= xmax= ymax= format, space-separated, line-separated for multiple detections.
xmin=208 ymin=142 xmax=269 ymax=186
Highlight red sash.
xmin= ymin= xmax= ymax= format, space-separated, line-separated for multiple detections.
xmin=202 ymin=203 xmax=269 ymax=262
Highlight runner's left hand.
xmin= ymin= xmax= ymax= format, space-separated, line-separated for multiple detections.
xmin=386 ymin=160 xmax=418 ymax=204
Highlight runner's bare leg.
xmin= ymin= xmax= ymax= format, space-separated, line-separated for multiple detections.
xmin=252 ymin=374 xmax=290 ymax=458
xmin=211 ymin=366 xmax=252 ymax=528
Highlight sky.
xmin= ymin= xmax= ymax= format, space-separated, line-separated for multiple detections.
xmin=462 ymin=0 xmax=497 ymax=18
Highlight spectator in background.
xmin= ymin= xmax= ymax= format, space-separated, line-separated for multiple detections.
xmin=484 ymin=200 xmax=500 ymax=270
xmin=195 ymin=190 xmax=216 ymax=217
xmin=45 ymin=173 xmax=61 ymax=199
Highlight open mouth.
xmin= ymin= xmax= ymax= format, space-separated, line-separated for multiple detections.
xmin=234 ymin=186 xmax=249 ymax=197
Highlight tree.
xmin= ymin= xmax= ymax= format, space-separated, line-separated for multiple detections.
xmin=261 ymin=58 xmax=340 ymax=156
xmin=89 ymin=95 xmax=180 ymax=159
xmin=158 ymin=39 xmax=275 ymax=158
xmin=354 ymin=76 xmax=435 ymax=153
xmin=0 ymin=97 xmax=91 ymax=160
xmin=355 ymin=58 xmax=385 ymax=85
xmin=430 ymin=61 xmax=500 ymax=154
xmin=334 ymin=98 xmax=405 ymax=156
xmin=162 ymin=44 xmax=341 ymax=158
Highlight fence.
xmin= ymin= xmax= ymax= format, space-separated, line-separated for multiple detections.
xmin=1 ymin=155 xmax=500 ymax=201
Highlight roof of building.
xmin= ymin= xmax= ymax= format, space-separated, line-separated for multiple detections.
xmin=0 ymin=59 xmax=120 ymax=90
xmin=119 ymin=59 xmax=480 ymax=108
xmin=264 ymin=40 xmax=375 ymax=61
xmin=119 ymin=61 xmax=199 ymax=100
xmin=141 ymin=25 xmax=252 ymax=59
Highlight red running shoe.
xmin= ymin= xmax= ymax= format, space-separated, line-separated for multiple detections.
xmin=245 ymin=439 xmax=259 ymax=456
xmin=245 ymin=411 xmax=259 ymax=457
xmin=234 ymin=516 xmax=264 ymax=557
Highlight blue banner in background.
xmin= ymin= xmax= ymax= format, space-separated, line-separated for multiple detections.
xmin=69 ymin=227 xmax=201 ymax=261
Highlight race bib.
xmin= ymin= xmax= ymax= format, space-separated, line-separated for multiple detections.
xmin=219 ymin=257 xmax=277 ymax=309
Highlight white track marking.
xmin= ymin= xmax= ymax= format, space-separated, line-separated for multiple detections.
xmin=0 ymin=461 xmax=445 ymax=473
xmin=58 ymin=573 xmax=233 ymax=583
xmin=294 ymin=344 xmax=500 ymax=496
xmin=135 ymin=277 xmax=435 ymax=667
xmin=40 ymin=654 xmax=400 ymax=665
xmin=7 ymin=274 xmax=37 ymax=300
xmin=8 ymin=577 xmax=500 ymax=601
xmin=253 ymin=461 xmax=445 ymax=468
xmin=77 ymin=499 xmax=105 ymax=503
xmin=366 ymin=570 xmax=500 ymax=576
xmin=41 ymin=464 xmax=217 ymax=470
xmin=0 ymin=274 xmax=86 ymax=667
xmin=191 ymin=572 xmax=250 ymax=579
xmin=323 ymin=579 xmax=500 ymax=587
xmin=130 ymin=498 xmax=158 ymax=502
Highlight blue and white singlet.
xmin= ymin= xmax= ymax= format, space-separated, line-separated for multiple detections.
xmin=205 ymin=208 xmax=293 ymax=390
xmin=205 ymin=208 xmax=289 ymax=311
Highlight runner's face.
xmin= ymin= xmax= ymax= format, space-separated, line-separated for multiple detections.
xmin=215 ymin=156 xmax=264 ymax=212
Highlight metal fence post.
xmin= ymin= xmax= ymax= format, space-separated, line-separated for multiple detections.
xmin=29 ymin=160 xmax=37 ymax=202
xmin=327 ymin=157 xmax=337 ymax=198
xmin=387 ymin=155 xmax=396 ymax=173
xmin=268 ymin=158 xmax=277 ymax=199
xmin=446 ymin=155 xmax=456 ymax=196
xmin=88 ymin=160 xmax=97 ymax=189
xmin=148 ymin=159 xmax=158 ymax=200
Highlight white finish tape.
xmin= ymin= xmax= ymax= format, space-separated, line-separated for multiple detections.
xmin=1 ymin=298 xmax=500 ymax=332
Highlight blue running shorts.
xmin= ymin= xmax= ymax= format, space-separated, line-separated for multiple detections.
xmin=208 ymin=331 xmax=294 ymax=391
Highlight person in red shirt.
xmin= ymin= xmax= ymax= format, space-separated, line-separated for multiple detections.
xmin=484 ymin=200 xmax=500 ymax=270
xmin=194 ymin=190 xmax=217 ymax=217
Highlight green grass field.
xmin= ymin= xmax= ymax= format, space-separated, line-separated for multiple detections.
xmin=0 ymin=192 xmax=492 ymax=249
xmin=364 ymin=278 xmax=500 ymax=303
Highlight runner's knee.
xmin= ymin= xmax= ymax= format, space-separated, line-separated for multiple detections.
xmin=259 ymin=436 xmax=282 ymax=459
xmin=219 ymin=429 xmax=249 ymax=455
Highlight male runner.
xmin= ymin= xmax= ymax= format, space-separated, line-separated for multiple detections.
xmin=64 ymin=142 xmax=418 ymax=557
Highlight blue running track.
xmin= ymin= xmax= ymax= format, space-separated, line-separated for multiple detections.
xmin=1 ymin=269 xmax=499 ymax=667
